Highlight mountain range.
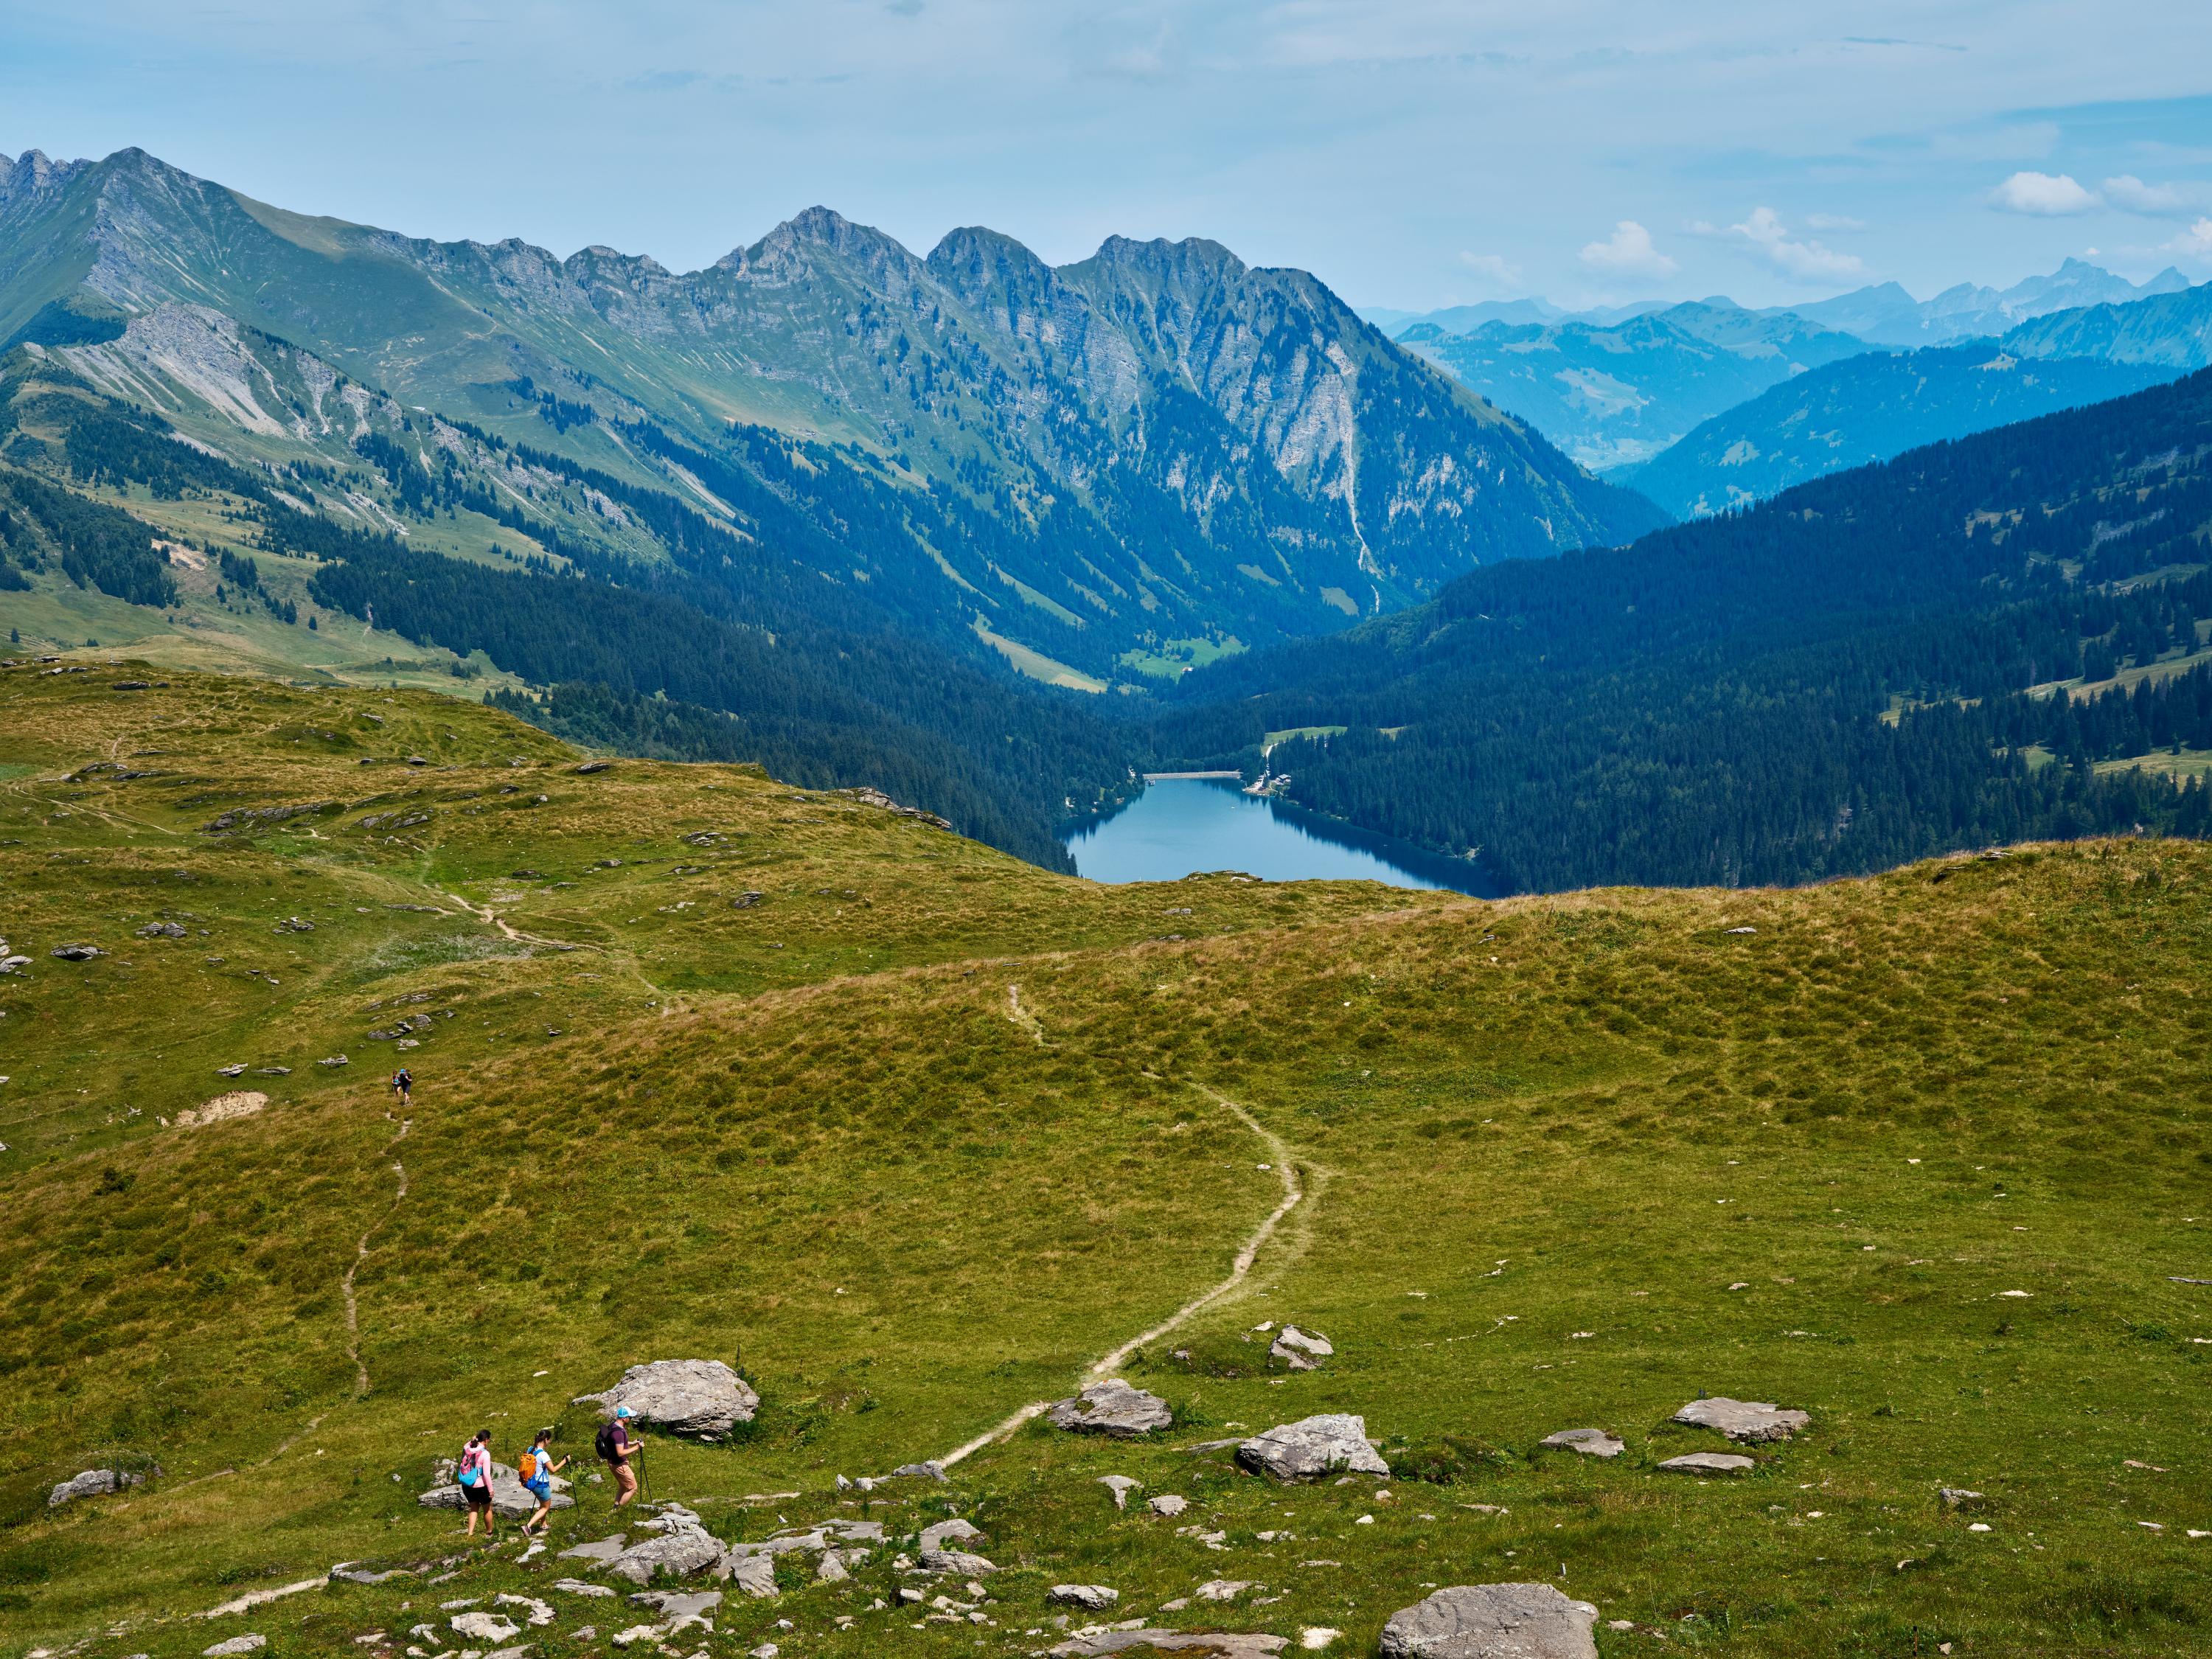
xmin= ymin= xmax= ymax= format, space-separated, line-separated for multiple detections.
xmin=0 ymin=147 xmax=1657 ymax=686
xmin=1394 ymin=301 xmax=1874 ymax=470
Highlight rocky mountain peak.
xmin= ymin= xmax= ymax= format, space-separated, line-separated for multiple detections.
xmin=0 ymin=148 xmax=87 ymax=209
xmin=1081 ymin=234 xmax=1248 ymax=284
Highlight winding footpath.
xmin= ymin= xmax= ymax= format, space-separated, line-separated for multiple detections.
xmin=342 ymin=1113 xmax=411 ymax=1398
xmin=933 ymin=1078 xmax=1325 ymax=1470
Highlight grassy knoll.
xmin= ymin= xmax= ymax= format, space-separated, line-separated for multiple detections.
xmin=1 ymin=663 xmax=2209 ymax=1659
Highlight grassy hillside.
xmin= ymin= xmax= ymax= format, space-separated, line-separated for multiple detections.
xmin=2 ymin=664 xmax=2210 ymax=1659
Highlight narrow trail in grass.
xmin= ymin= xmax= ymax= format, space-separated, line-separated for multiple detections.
xmin=444 ymin=889 xmax=586 ymax=953
xmin=343 ymin=1113 xmax=411 ymax=1398
xmin=933 ymin=1078 xmax=1324 ymax=1470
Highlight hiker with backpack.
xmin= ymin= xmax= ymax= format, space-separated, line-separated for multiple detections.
xmin=518 ymin=1427 xmax=568 ymax=1538
xmin=596 ymin=1405 xmax=643 ymax=1507
xmin=392 ymin=1067 xmax=412 ymax=1107
xmin=456 ymin=1428 xmax=496 ymax=1539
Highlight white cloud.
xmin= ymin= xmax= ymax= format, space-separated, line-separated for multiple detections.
xmin=2161 ymin=218 xmax=2212 ymax=270
xmin=1989 ymin=170 xmax=2098 ymax=215
xmin=1577 ymin=220 xmax=1676 ymax=280
xmin=1455 ymin=251 xmax=1523 ymax=290
xmin=1719 ymin=206 xmax=1865 ymax=283
xmin=2103 ymin=174 xmax=2194 ymax=216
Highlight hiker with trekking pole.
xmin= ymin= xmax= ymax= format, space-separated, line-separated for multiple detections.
xmin=519 ymin=1427 xmax=568 ymax=1538
xmin=597 ymin=1405 xmax=645 ymax=1507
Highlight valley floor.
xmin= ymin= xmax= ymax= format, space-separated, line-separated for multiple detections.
xmin=1 ymin=659 xmax=2208 ymax=1658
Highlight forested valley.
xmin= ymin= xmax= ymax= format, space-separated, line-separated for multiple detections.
xmin=1154 ymin=367 xmax=2212 ymax=891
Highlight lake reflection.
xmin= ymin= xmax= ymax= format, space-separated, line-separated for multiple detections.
xmin=1064 ymin=777 xmax=1500 ymax=895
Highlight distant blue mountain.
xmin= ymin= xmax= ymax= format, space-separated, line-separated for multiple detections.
xmin=1395 ymin=301 xmax=1871 ymax=470
xmin=1614 ymin=343 xmax=2177 ymax=518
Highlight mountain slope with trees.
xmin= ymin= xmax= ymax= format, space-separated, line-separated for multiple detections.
xmin=1618 ymin=344 xmax=2174 ymax=517
xmin=1155 ymin=369 xmax=2212 ymax=891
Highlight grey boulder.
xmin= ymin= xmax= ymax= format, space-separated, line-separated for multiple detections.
xmin=917 ymin=1518 xmax=986 ymax=1554
xmin=1048 ymin=1585 xmax=1120 ymax=1610
xmin=1671 ymin=1398 xmax=1808 ymax=1444
xmin=918 ymin=1548 xmax=997 ymax=1576
xmin=630 ymin=1589 xmax=720 ymax=1634
xmin=1237 ymin=1413 xmax=1389 ymax=1481
xmin=1268 ymin=1326 xmax=1335 ymax=1370
xmin=1099 ymin=1475 xmax=1141 ymax=1510
xmin=201 ymin=1638 xmax=267 ymax=1658
xmin=1048 ymin=1377 xmax=1172 ymax=1437
xmin=1537 ymin=1429 xmax=1624 ymax=1459
xmin=723 ymin=1556 xmax=777 ymax=1599
xmin=1939 ymin=1487 xmax=1986 ymax=1510
xmin=1656 ymin=1453 xmax=1754 ymax=1477
xmin=574 ymin=1359 xmax=759 ymax=1439
xmin=49 ymin=1467 xmax=148 ymax=1506
xmin=51 ymin=943 xmax=104 ymax=961
xmin=558 ymin=1535 xmax=628 ymax=1562
xmin=449 ymin=1612 xmax=521 ymax=1643
xmin=604 ymin=1524 xmax=724 ymax=1586
xmin=419 ymin=1462 xmax=571 ymax=1519
xmin=1379 ymin=1582 xmax=1599 ymax=1658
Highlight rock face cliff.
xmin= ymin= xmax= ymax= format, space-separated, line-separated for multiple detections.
xmin=0 ymin=148 xmax=1663 ymax=669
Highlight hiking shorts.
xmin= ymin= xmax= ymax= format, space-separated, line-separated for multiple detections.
xmin=463 ymin=1481 xmax=493 ymax=1510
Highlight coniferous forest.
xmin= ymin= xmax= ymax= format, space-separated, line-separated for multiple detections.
xmin=1155 ymin=367 xmax=2212 ymax=891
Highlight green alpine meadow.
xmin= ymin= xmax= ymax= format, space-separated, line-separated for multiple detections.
xmin=1 ymin=664 xmax=2208 ymax=1658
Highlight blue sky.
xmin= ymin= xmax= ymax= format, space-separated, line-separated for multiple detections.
xmin=4 ymin=1 xmax=2211 ymax=310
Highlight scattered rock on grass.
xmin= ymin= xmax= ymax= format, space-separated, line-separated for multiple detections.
xmin=1269 ymin=1327 xmax=1334 ymax=1370
xmin=1672 ymin=1398 xmax=1808 ymax=1444
xmin=917 ymin=1519 xmax=985 ymax=1554
xmin=550 ymin=1580 xmax=615 ymax=1599
xmin=1378 ymin=1582 xmax=1599 ymax=1658
xmin=1048 ymin=1585 xmax=1119 ymax=1610
xmin=1939 ymin=1488 xmax=1986 ymax=1510
xmin=1538 ymin=1429 xmax=1624 ymax=1459
xmin=1099 ymin=1475 xmax=1140 ymax=1509
xmin=50 ymin=944 xmax=104 ymax=961
xmin=1148 ymin=1495 xmax=1189 ymax=1517
xmin=1237 ymin=1415 xmax=1389 ymax=1482
xmin=574 ymin=1359 xmax=759 ymax=1439
xmin=1047 ymin=1632 xmax=1288 ymax=1656
xmin=201 ymin=1638 xmax=266 ymax=1658
xmin=918 ymin=1549 xmax=996 ymax=1576
xmin=49 ymin=1467 xmax=149 ymax=1506
xmin=1049 ymin=1378 xmax=1173 ymax=1437
xmin=1656 ymin=1453 xmax=1755 ymax=1477
xmin=557 ymin=1536 xmax=627 ymax=1562
xmin=448 ymin=1613 xmax=519 ymax=1643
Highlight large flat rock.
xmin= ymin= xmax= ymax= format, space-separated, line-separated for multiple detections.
xmin=1671 ymin=1397 xmax=1808 ymax=1444
xmin=1537 ymin=1429 xmax=1623 ymax=1459
xmin=1656 ymin=1453 xmax=1755 ymax=1477
xmin=420 ymin=1461 xmax=573 ymax=1519
xmin=1237 ymin=1413 xmax=1389 ymax=1481
xmin=1379 ymin=1582 xmax=1600 ymax=1658
xmin=575 ymin=1360 xmax=760 ymax=1439
xmin=1049 ymin=1378 xmax=1174 ymax=1437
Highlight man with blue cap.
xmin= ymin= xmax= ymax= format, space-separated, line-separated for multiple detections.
xmin=596 ymin=1404 xmax=643 ymax=1507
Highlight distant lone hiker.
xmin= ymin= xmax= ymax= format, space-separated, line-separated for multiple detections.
xmin=456 ymin=1428 xmax=496 ymax=1540
xmin=596 ymin=1405 xmax=642 ymax=1507
xmin=518 ymin=1427 xmax=567 ymax=1538
xmin=392 ymin=1067 xmax=412 ymax=1107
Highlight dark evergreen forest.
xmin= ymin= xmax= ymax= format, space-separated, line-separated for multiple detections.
xmin=1156 ymin=368 xmax=2212 ymax=891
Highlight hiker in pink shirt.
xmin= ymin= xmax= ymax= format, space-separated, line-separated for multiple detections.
xmin=456 ymin=1429 xmax=496 ymax=1540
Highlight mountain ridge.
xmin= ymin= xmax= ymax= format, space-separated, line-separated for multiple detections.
xmin=0 ymin=146 xmax=1660 ymax=678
